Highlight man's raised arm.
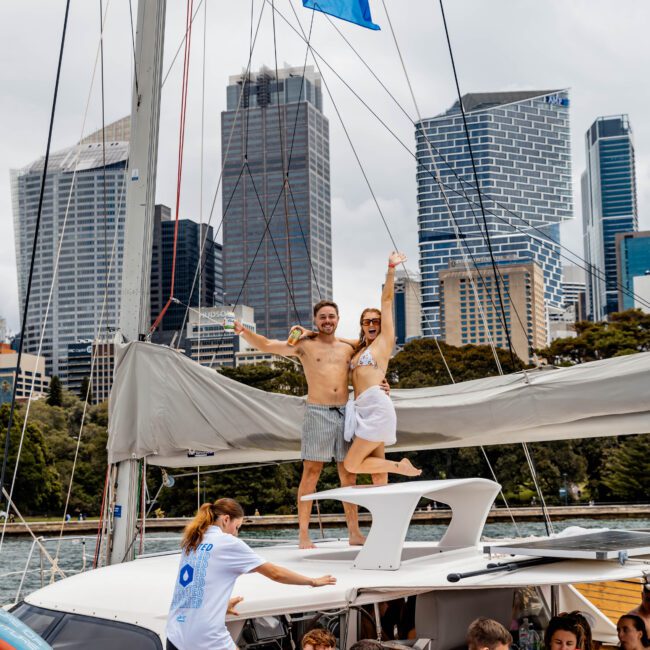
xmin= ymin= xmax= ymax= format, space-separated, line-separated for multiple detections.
xmin=234 ymin=321 xmax=302 ymax=357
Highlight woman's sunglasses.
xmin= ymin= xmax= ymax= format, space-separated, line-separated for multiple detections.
xmin=362 ymin=318 xmax=381 ymax=326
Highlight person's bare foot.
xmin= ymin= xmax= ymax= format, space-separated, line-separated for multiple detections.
xmin=396 ymin=458 xmax=422 ymax=477
xmin=348 ymin=532 xmax=366 ymax=546
xmin=299 ymin=536 xmax=317 ymax=549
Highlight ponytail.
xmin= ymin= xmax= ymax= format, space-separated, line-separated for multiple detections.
xmin=181 ymin=498 xmax=244 ymax=553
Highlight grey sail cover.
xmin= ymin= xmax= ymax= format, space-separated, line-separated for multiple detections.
xmin=107 ymin=342 xmax=650 ymax=467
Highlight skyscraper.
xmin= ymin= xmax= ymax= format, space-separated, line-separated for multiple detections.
xmin=221 ymin=65 xmax=332 ymax=339
xmin=11 ymin=117 xmax=129 ymax=377
xmin=439 ymin=258 xmax=546 ymax=363
xmin=150 ymin=204 xmax=217 ymax=336
xmin=416 ymin=91 xmax=572 ymax=340
xmin=616 ymin=231 xmax=650 ymax=311
xmin=582 ymin=115 xmax=638 ymax=320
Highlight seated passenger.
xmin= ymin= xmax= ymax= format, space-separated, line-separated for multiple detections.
xmin=301 ymin=628 xmax=337 ymax=650
xmin=544 ymin=614 xmax=591 ymax=650
xmin=467 ymin=617 xmax=512 ymax=650
xmin=617 ymin=615 xmax=650 ymax=650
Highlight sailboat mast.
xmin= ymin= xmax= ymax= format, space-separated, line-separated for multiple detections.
xmin=109 ymin=0 xmax=166 ymax=565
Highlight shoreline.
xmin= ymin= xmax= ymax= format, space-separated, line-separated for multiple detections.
xmin=3 ymin=504 xmax=649 ymax=536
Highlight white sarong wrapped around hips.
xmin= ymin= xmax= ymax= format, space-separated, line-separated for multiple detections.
xmin=344 ymin=385 xmax=397 ymax=445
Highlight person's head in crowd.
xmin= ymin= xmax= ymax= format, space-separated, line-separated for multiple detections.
xmin=301 ymin=628 xmax=337 ymax=650
xmin=467 ymin=617 xmax=512 ymax=650
xmin=544 ymin=614 xmax=590 ymax=650
xmin=617 ymin=615 xmax=650 ymax=650
xmin=349 ymin=641 xmax=383 ymax=650
xmin=641 ymin=584 xmax=650 ymax=610
xmin=564 ymin=611 xmax=594 ymax=650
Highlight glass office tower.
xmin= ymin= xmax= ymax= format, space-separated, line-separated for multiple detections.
xmin=416 ymin=90 xmax=573 ymax=339
xmin=221 ymin=65 xmax=332 ymax=339
xmin=11 ymin=117 xmax=129 ymax=377
xmin=582 ymin=115 xmax=638 ymax=320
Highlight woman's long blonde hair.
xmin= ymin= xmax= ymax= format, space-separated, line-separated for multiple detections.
xmin=181 ymin=498 xmax=244 ymax=553
xmin=355 ymin=307 xmax=381 ymax=353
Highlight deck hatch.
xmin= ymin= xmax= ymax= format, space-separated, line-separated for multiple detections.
xmin=484 ymin=530 xmax=650 ymax=561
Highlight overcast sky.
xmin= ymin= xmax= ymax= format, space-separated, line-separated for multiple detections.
xmin=1 ymin=0 xmax=648 ymax=338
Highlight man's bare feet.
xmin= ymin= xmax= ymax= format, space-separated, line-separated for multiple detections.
xmin=299 ymin=537 xmax=317 ymax=550
xmin=396 ymin=458 xmax=422 ymax=477
xmin=348 ymin=533 xmax=366 ymax=546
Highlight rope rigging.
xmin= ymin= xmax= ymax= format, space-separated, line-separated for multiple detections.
xmin=150 ymin=0 xmax=195 ymax=334
xmin=0 ymin=0 xmax=72 ymax=519
xmin=439 ymin=0 xmax=554 ymax=534
xmin=270 ymin=1 xmax=650 ymax=312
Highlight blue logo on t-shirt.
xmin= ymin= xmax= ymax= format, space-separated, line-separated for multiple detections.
xmin=179 ymin=563 xmax=194 ymax=587
xmin=171 ymin=545 xmax=212 ymax=609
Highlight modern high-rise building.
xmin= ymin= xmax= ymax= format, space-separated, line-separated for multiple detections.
xmin=582 ymin=115 xmax=638 ymax=320
xmin=616 ymin=231 xmax=650 ymax=312
xmin=221 ymin=65 xmax=332 ymax=339
xmin=11 ymin=117 xmax=129 ymax=377
xmin=416 ymin=90 xmax=572 ymax=339
xmin=150 ymin=204 xmax=217 ymax=336
xmin=214 ymin=241 xmax=224 ymax=305
xmin=0 ymin=317 xmax=7 ymax=344
xmin=634 ymin=275 xmax=650 ymax=314
xmin=439 ymin=258 xmax=546 ymax=363
xmin=393 ymin=270 xmax=422 ymax=347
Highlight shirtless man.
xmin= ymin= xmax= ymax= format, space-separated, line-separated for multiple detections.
xmin=628 ymin=583 xmax=650 ymax=633
xmin=234 ymin=300 xmax=370 ymax=549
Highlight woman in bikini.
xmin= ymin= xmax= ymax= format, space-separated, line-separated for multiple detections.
xmin=342 ymin=251 xmax=422 ymax=480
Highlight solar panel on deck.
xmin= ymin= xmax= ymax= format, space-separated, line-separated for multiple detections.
xmin=484 ymin=530 xmax=650 ymax=561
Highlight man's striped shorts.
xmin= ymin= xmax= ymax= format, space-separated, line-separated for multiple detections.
xmin=301 ymin=403 xmax=350 ymax=463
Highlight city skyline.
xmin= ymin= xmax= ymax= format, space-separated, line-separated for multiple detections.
xmin=1 ymin=2 xmax=649 ymax=339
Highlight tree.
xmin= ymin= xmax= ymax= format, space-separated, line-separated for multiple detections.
xmin=220 ymin=360 xmax=307 ymax=396
xmin=388 ymin=338 xmax=525 ymax=388
xmin=46 ymin=375 xmax=63 ymax=407
xmin=0 ymin=404 xmax=62 ymax=514
xmin=538 ymin=309 xmax=650 ymax=365
xmin=602 ymin=435 xmax=650 ymax=501
xmin=80 ymin=376 xmax=93 ymax=405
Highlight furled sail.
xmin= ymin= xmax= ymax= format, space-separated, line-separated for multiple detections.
xmin=107 ymin=341 xmax=650 ymax=467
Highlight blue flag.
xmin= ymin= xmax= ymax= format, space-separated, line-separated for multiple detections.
xmin=303 ymin=0 xmax=380 ymax=30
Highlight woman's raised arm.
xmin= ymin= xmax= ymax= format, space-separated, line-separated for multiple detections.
xmin=378 ymin=251 xmax=406 ymax=345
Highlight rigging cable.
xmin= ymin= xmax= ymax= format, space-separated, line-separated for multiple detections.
xmin=0 ymin=0 xmax=121 ymax=556
xmin=285 ymin=0 xmax=455 ymax=382
xmin=271 ymin=0 xmax=297 ymax=315
xmin=269 ymin=3 xmax=650 ymax=312
xmin=198 ymin=0 xmax=208 ymax=362
xmin=174 ymin=0 xmax=268 ymax=343
xmin=437 ymin=0 xmax=553 ymax=534
xmin=379 ymin=0 xmax=521 ymax=532
xmin=0 ymin=0 xmax=72 ymax=520
xmin=150 ymin=0 xmax=195 ymax=334
xmin=437 ymin=0 xmax=516 ymax=369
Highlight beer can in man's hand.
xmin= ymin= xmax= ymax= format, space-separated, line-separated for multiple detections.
xmin=287 ymin=327 xmax=302 ymax=346
xmin=223 ymin=311 xmax=236 ymax=334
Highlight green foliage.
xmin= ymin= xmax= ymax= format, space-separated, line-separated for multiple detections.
xmin=46 ymin=375 xmax=63 ymax=407
xmin=219 ymin=360 xmax=307 ymax=396
xmin=388 ymin=338 xmax=525 ymax=388
xmin=0 ymin=404 xmax=62 ymax=513
xmin=603 ymin=435 xmax=650 ymax=501
xmin=538 ymin=309 xmax=650 ymax=365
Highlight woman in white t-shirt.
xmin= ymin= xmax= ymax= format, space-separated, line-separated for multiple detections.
xmin=166 ymin=498 xmax=336 ymax=650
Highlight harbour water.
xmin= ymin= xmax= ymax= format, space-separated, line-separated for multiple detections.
xmin=1 ymin=517 xmax=648 ymax=606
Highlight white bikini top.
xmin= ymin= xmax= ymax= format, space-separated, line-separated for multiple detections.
xmin=350 ymin=346 xmax=378 ymax=370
